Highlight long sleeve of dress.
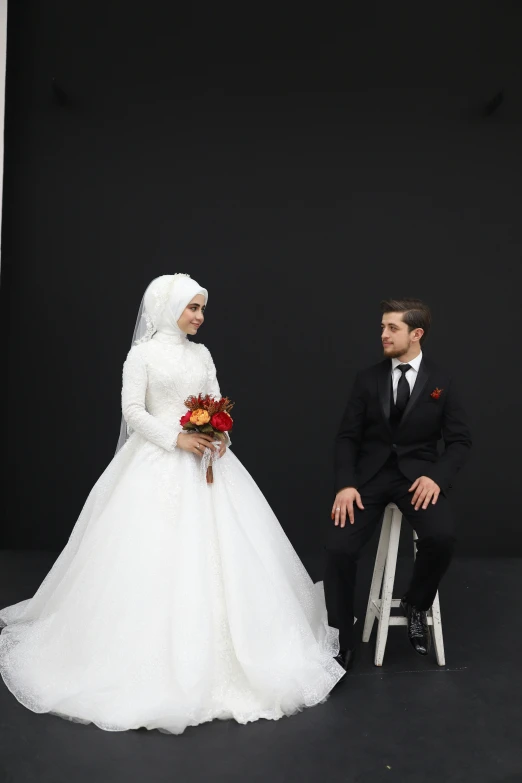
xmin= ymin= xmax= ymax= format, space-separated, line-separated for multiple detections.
xmin=121 ymin=348 xmax=180 ymax=452
xmin=205 ymin=349 xmax=221 ymax=398
xmin=203 ymin=346 xmax=232 ymax=447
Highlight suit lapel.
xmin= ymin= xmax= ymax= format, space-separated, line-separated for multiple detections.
xmin=377 ymin=360 xmax=392 ymax=430
xmin=399 ymin=358 xmax=431 ymax=428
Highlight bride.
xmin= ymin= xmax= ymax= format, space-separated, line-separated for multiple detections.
xmin=0 ymin=273 xmax=344 ymax=734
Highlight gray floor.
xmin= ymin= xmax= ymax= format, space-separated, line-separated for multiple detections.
xmin=0 ymin=551 xmax=521 ymax=783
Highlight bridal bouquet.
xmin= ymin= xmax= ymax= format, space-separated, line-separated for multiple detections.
xmin=180 ymin=394 xmax=234 ymax=484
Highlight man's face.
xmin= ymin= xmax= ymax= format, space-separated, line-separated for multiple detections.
xmin=381 ymin=312 xmax=420 ymax=359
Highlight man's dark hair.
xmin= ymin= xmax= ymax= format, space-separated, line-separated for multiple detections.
xmin=380 ymin=298 xmax=432 ymax=345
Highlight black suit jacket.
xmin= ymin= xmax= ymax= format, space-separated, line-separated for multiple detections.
xmin=334 ymin=357 xmax=472 ymax=494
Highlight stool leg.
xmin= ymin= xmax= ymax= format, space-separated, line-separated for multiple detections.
xmin=374 ymin=510 xmax=401 ymax=666
xmin=362 ymin=509 xmax=392 ymax=643
xmin=431 ymin=592 xmax=446 ymax=666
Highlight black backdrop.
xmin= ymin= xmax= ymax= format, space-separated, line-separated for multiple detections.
xmin=1 ymin=2 xmax=521 ymax=556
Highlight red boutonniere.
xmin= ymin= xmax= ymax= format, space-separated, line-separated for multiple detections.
xmin=430 ymin=387 xmax=444 ymax=400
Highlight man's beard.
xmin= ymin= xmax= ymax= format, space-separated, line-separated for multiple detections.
xmin=383 ymin=345 xmax=408 ymax=359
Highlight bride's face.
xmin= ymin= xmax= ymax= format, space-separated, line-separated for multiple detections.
xmin=177 ymin=294 xmax=206 ymax=335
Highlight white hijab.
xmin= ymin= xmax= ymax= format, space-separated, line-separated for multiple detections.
xmin=135 ymin=274 xmax=208 ymax=343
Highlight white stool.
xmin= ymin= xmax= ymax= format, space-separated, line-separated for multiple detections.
xmin=362 ymin=503 xmax=445 ymax=667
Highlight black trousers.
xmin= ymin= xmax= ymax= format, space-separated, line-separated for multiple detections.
xmin=324 ymin=456 xmax=456 ymax=651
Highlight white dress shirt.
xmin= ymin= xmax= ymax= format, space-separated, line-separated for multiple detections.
xmin=391 ymin=351 xmax=423 ymax=404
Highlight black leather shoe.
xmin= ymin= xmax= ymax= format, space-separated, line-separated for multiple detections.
xmin=334 ymin=648 xmax=356 ymax=671
xmin=400 ymin=600 xmax=431 ymax=656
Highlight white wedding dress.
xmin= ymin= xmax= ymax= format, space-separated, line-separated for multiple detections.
xmin=0 ymin=332 xmax=343 ymax=734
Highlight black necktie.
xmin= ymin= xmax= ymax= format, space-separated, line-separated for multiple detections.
xmin=395 ymin=364 xmax=412 ymax=414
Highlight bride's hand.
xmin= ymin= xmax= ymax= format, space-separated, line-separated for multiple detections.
xmin=217 ymin=439 xmax=227 ymax=458
xmin=176 ymin=432 xmax=216 ymax=456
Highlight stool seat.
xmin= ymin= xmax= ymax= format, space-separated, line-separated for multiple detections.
xmin=361 ymin=503 xmax=445 ymax=666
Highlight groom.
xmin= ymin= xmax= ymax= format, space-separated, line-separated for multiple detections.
xmin=325 ymin=299 xmax=472 ymax=669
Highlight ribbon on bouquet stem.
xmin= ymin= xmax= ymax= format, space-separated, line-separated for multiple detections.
xmin=200 ymin=440 xmax=221 ymax=484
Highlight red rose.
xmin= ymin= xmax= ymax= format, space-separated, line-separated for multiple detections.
xmin=180 ymin=410 xmax=192 ymax=426
xmin=211 ymin=412 xmax=233 ymax=432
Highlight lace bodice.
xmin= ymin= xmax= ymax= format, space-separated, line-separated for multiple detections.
xmin=121 ymin=334 xmax=220 ymax=451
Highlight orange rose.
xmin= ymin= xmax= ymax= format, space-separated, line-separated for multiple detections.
xmin=190 ymin=409 xmax=210 ymax=426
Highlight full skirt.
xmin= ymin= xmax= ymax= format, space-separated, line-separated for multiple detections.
xmin=0 ymin=436 xmax=344 ymax=734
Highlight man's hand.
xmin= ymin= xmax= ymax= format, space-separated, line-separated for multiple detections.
xmin=331 ymin=487 xmax=365 ymax=527
xmin=408 ymin=476 xmax=441 ymax=510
